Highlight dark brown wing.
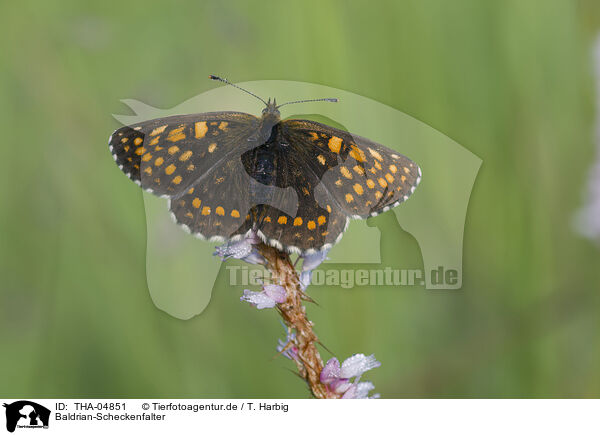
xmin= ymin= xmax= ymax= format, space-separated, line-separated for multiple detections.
xmin=109 ymin=112 xmax=261 ymax=241
xmin=109 ymin=112 xmax=259 ymax=197
xmin=280 ymin=119 xmax=421 ymax=219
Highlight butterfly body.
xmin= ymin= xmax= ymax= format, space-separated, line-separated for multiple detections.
xmin=109 ymin=97 xmax=421 ymax=254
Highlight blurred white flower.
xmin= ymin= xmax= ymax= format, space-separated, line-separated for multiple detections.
xmin=214 ymin=230 xmax=265 ymax=264
xmin=576 ymin=34 xmax=600 ymax=242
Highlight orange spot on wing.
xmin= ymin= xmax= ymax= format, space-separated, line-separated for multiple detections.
xmin=165 ymin=164 xmax=176 ymax=175
xmin=378 ymin=178 xmax=387 ymax=188
xmin=134 ymin=147 xmax=146 ymax=155
xmin=368 ymin=148 xmax=383 ymax=161
xmin=216 ymin=206 xmax=225 ymax=216
xmin=192 ymin=198 xmax=201 ymax=208
xmin=134 ymin=137 xmax=143 ymax=146
xmin=278 ymin=216 xmax=287 ymax=225
xmin=179 ymin=150 xmax=192 ymax=161
xmin=307 ymin=220 xmax=316 ymax=230
xmin=149 ymin=136 xmax=159 ymax=146
xmin=231 ymin=209 xmax=240 ymax=218
xmin=150 ymin=125 xmax=167 ymax=136
xmin=142 ymin=153 xmax=153 ymax=162
xmin=353 ymin=165 xmax=365 ymax=175
xmin=345 ymin=193 xmax=354 ymax=203
xmin=208 ymin=143 xmax=217 ymax=153
xmin=293 ymin=217 xmax=303 ymax=226
xmin=318 ymin=215 xmax=326 ymax=225
xmin=317 ymin=155 xmax=326 ymax=165
xmin=328 ymin=136 xmax=342 ymax=153
xmin=353 ymin=184 xmax=364 ymax=195
xmin=340 ymin=166 xmax=352 ymax=179
xmin=195 ymin=121 xmax=208 ymax=138
xmin=167 ymin=126 xmax=186 ymax=142
xmin=389 ymin=164 xmax=398 ymax=174
xmin=172 ymin=175 xmax=182 ymax=184
xmin=168 ymin=145 xmax=179 ymax=155
xmin=385 ymin=173 xmax=394 ymax=183
xmin=349 ymin=145 xmax=366 ymax=162
xmin=201 ymin=206 xmax=211 ymax=215
xmin=366 ymin=179 xmax=375 ymax=189
xmin=218 ymin=121 xmax=228 ymax=130
xmin=155 ymin=157 xmax=164 ymax=166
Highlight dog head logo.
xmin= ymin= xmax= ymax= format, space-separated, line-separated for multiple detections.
xmin=3 ymin=401 xmax=50 ymax=433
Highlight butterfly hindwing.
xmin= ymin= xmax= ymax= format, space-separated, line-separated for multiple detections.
xmin=168 ymin=157 xmax=256 ymax=241
xmin=251 ymin=201 xmax=349 ymax=254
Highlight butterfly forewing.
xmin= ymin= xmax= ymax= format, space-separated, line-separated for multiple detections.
xmin=281 ymin=119 xmax=421 ymax=218
xmin=109 ymin=112 xmax=259 ymax=196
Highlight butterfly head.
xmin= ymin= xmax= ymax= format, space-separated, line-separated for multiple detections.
xmin=261 ymin=98 xmax=281 ymax=120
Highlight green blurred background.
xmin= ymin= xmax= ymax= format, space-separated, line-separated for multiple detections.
xmin=2 ymin=0 xmax=600 ymax=398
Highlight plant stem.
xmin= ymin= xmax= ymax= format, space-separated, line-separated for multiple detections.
xmin=257 ymin=243 xmax=336 ymax=399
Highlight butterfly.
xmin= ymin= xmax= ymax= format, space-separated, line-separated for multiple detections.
xmin=109 ymin=76 xmax=421 ymax=255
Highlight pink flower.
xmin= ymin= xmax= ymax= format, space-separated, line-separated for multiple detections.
xmin=276 ymin=330 xmax=299 ymax=360
xmin=240 ymin=284 xmax=287 ymax=309
xmin=320 ymin=354 xmax=381 ymax=399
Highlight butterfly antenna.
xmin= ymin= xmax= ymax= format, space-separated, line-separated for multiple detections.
xmin=208 ymin=75 xmax=268 ymax=106
xmin=276 ymin=97 xmax=339 ymax=109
